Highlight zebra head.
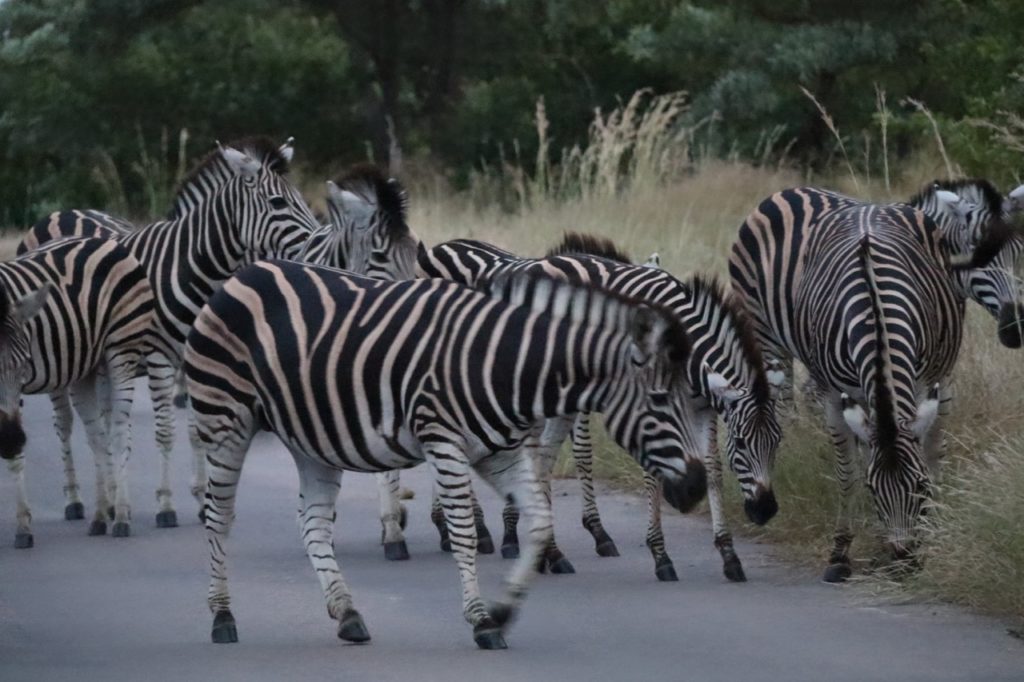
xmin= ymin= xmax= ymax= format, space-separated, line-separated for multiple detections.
xmin=212 ymin=138 xmax=319 ymax=262
xmin=913 ymin=180 xmax=1024 ymax=348
xmin=0 ymin=284 xmax=51 ymax=459
xmin=841 ymin=389 xmax=938 ymax=559
xmin=603 ymin=302 xmax=707 ymax=513
xmin=321 ymin=165 xmax=420 ymax=280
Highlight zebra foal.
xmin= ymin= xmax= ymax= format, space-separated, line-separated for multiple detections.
xmin=186 ymin=261 xmax=703 ymax=648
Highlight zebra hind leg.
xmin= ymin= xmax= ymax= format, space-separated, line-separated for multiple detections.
xmin=51 ymin=390 xmax=85 ymax=520
xmin=644 ymin=473 xmax=677 ymax=581
xmin=821 ymin=396 xmax=861 ymax=583
xmin=147 ymin=354 xmax=180 ymax=528
xmin=70 ymin=374 xmax=113 ymax=537
xmin=432 ymin=484 xmax=493 ymax=555
xmin=105 ymin=352 xmax=140 ymax=538
xmin=572 ymin=412 xmax=619 ymax=557
xmin=500 ymin=497 xmax=520 ymax=558
xmin=472 ymin=490 xmax=495 ymax=554
xmin=376 ymin=470 xmax=409 ymax=560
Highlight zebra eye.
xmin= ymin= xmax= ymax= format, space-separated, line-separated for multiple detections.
xmin=268 ymin=196 xmax=289 ymax=210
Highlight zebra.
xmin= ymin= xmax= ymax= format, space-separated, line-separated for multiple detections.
xmin=729 ymin=188 xmax=1014 ymax=581
xmin=417 ymin=233 xmax=782 ymax=581
xmin=19 ymin=209 xmax=133 ymax=253
xmin=0 ymin=237 xmax=154 ymax=547
xmin=17 ymin=136 xmax=319 ymax=533
xmin=186 ymin=260 xmax=703 ymax=649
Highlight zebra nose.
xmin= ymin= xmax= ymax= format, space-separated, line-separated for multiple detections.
xmin=743 ymin=483 xmax=778 ymax=525
xmin=997 ymin=302 xmax=1024 ymax=348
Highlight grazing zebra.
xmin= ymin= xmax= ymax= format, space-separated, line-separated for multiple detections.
xmin=417 ymin=233 xmax=782 ymax=581
xmin=186 ymin=260 xmax=702 ymax=649
xmin=729 ymin=188 xmax=1013 ymax=580
xmin=17 ymin=136 xmax=319 ymax=532
xmin=0 ymin=237 xmax=154 ymax=547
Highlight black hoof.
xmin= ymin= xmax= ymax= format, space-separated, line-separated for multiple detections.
xmin=112 ymin=521 xmax=131 ymax=537
xmin=473 ymin=623 xmax=508 ymax=650
xmin=211 ymin=611 xmax=238 ymax=643
xmin=655 ymin=558 xmax=679 ymax=582
xmin=548 ymin=556 xmax=576 ymax=575
xmin=156 ymin=510 xmax=178 ymax=528
xmin=595 ymin=540 xmax=620 ymax=558
xmin=487 ymin=602 xmax=516 ymax=628
xmin=107 ymin=505 xmax=115 ymax=520
xmin=337 ymin=609 xmax=371 ymax=643
xmin=384 ymin=540 xmax=410 ymax=561
xmin=88 ymin=520 xmax=107 ymax=536
xmin=438 ymin=532 xmax=452 ymax=552
xmin=14 ymin=532 xmax=33 ymax=549
xmin=477 ymin=532 xmax=495 ymax=555
xmin=501 ymin=533 xmax=519 ymax=559
xmin=65 ymin=502 xmax=85 ymax=520
xmin=399 ymin=505 xmax=408 ymax=531
xmin=723 ymin=557 xmax=747 ymax=583
xmin=823 ymin=562 xmax=852 ymax=583
xmin=173 ymin=393 xmax=188 ymax=409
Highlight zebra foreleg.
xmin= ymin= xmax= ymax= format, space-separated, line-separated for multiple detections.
xmin=70 ymin=374 xmax=113 ymax=537
xmin=822 ymin=397 xmax=862 ymax=583
xmin=51 ymin=389 xmax=84 ymax=520
xmin=573 ymin=413 xmax=619 ymax=557
xmin=7 ymin=454 xmax=33 ymax=548
xmin=376 ymin=470 xmax=409 ymax=560
xmin=294 ymin=457 xmax=368 ymax=643
xmin=147 ymin=353 xmax=180 ymax=527
xmin=473 ymin=447 xmax=553 ymax=650
xmin=644 ymin=472 xmax=677 ymax=581
xmin=704 ymin=417 xmax=746 ymax=581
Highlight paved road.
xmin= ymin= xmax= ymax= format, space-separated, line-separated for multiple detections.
xmin=2 ymin=386 xmax=1023 ymax=682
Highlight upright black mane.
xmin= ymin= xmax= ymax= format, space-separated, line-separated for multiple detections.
xmin=546 ymin=232 xmax=633 ymax=264
xmin=685 ymin=274 xmax=771 ymax=405
xmin=335 ymin=163 xmax=409 ymax=234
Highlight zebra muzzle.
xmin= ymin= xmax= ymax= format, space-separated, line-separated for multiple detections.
xmin=743 ymin=484 xmax=778 ymax=525
xmin=997 ymin=302 xmax=1024 ymax=349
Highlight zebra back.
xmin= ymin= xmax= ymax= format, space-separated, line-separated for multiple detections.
xmin=18 ymin=209 xmax=133 ymax=256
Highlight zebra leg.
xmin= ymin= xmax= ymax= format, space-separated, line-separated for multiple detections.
xmin=645 ymin=472 xmax=677 ymax=581
xmin=500 ymin=497 xmax=520 ymax=558
xmin=7 ymin=454 xmax=33 ymax=548
xmin=105 ymin=354 xmax=139 ymax=538
xmin=473 ymin=489 xmax=495 ymax=555
xmin=94 ymin=367 xmax=117 ymax=517
xmin=704 ymin=417 xmax=746 ymax=582
xmin=922 ymin=382 xmax=952 ymax=483
xmin=376 ymin=470 xmax=409 ymax=560
xmin=70 ymin=375 xmax=113 ymax=537
xmin=822 ymin=397 xmax=861 ymax=583
xmin=51 ymin=389 xmax=85 ymax=521
xmin=432 ymin=483 xmax=492 ymax=555
xmin=572 ymin=412 xmax=619 ymax=557
xmin=172 ymin=366 xmax=188 ymax=409
xmin=294 ymin=456 xmax=368 ymax=643
xmin=430 ymin=486 xmax=452 ymax=552
xmin=147 ymin=353 xmax=180 ymax=527
xmin=473 ymin=447 xmax=554 ymax=649
xmin=534 ymin=419 xmax=574 ymax=574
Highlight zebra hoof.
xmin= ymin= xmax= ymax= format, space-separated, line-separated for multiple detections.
xmin=823 ymin=562 xmax=852 ymax=583
xmin=500 ymin=536 xmax=519 ymax=559
xmin=337 ymin=609 xmax=371 ymax=643
xmin=399 ymin=505 xmax=408 ymax=531
xmin=595 ymin=540 xmax=620 ymax=558
xmin=384 ymin=540 xmax=410 ymax=561
xmin=477 ymin=531 xmax=495 ymax=555
xmin=14 ymin=532 xmax=33 ymax=549
xmin=723 ymin=556 xmax=747 ymax=583
xmin=112 ymin=521 xmax=131 ymax=538
xmin=211 ymin=611 xmax=238 ymax=643
xmin=64 ymin=502 xmax=85 ymax=520
xmin=473 ymin=623 xmax=508 ymax=650
xmin=655 ymin=558 xmax=679 ymax=582
xmin=173 ymin=393 xmax=188 ymax=409
xmin=547 ymin=554 xmax=576 ymax=575
xmin=487 ymin=601 xmax=516 ymax=628
xmin=88 ymin=520 xmax=107 ymax=536
xmin=107 ymin=505 xmax=115 ymax=520
xmin=156 ymin=510 xmax=178 ymax=528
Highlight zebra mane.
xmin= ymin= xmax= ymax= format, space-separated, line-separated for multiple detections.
xmin=546 ymin=232 xmax=633 ymax=264
xmin=684 ymin=274 xmax=771 ymax=405
xmin=0 ymin=286 xmax=8 ymax=321
xmin=910 ymin=178 xmax=1003 ymax=217
xmin=335 ymin=163 xmax=410 ymax=234
xmin=174 ymin=136 xmax=290 ymax=195
xmin=487 ymin=271 xmax=691 ymax=369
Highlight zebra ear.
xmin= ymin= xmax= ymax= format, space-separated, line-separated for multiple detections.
xmin=935 ymin=189 xmax=965 ymax=220
xmin=707 ymin=371 xmax=743 ymax=404
xmin=1003 ymin=184 xmax=1024 ymax=214
xmin=841 ymin=393 xmax=870 ymax=442
xmin=910 ymin=389 xmax=940 ymax=439
xmin=278 ymin=136 xmax=295 ymax=163
xmin=629 ymin=306 xmax=662 ymax=360
xmin=327 ymin=182 xmax=375 ymax=229
xmin=644 ymin=252 xmax=661 ymax=269
xmin=12 ymin=283 xmax=52 ymax=325
xmin=219 ymin=144 xmax=261 ymax=179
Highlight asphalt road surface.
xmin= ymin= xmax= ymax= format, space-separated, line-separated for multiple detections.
xmin=2 ymin=385 xmax=1023 ymax=682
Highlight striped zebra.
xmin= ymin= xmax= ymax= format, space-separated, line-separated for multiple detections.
xmin=1 ymin=237 xmax=154 ymax=547
xmin=417 ymin=233 xmax=782 ymax=581
xmin=19 ymin=210 xmax=133 ymax=253
xmin=17 ymin=136 xmax=319 ymax=532
xmin=186 ymin=260 xmax=702 ymax=649
xmin=729 ymin=188 xmax=1013 ymax=580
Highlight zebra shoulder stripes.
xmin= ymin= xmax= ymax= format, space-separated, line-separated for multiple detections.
xmin=419 ymin=233 xmax=781 ymax=581
xmin=0 ymin=237 xmax=154 ymax=547
xmin=186 ymin=260 xmax=702 ymax=648
xmin=730 ymin=188 xmax=1010 ymax=580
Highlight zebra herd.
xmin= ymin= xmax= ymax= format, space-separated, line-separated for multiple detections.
xmin=2 ymin=135 xmax=1021 ymax=650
